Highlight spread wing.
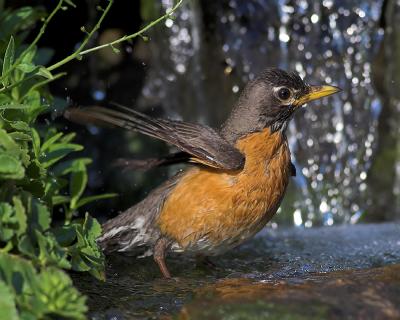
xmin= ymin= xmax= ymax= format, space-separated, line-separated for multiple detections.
xmin=65 ymin=105 xmax=245 ymax=171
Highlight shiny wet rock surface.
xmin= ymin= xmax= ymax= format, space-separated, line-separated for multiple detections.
xmin=73 ymin=223 xmax=400 ymax=319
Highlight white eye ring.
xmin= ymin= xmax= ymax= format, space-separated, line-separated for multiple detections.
xmin=273 ymin=87 xmax=299 ymax=105
xmin=274 ymin=87 xmax=292 ymax=101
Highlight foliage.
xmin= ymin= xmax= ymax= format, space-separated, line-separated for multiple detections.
xmin=0 ymin=0 xmax=182 ymax=319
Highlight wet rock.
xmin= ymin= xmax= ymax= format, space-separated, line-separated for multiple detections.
xmin=179 ymin=264 xmax=400 ymax=319
xmin=73 ymin=223 xmax=400 ymax=319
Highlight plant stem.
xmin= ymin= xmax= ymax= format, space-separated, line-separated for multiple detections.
xmin=27 ymin=72 xmax=67 ymax=94
xmin=78 ymin=0 xmax=183 ymax=56
xmin=47 ymin=0 xmax=114 ymax=71
xmin=47 ymin=0 xmax=183 ymax=71
xmin=0 ymin=72 xmax=66 ymax=94
xmin=24 ymin=0 xmax=64 ymax=60
xmin=0 ymin=0 xmax=64 ymax=83
xmin=0 ymin=0 xmax=183 ymax=93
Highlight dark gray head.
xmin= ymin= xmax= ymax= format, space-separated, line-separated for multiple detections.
xmin=221 ymin=68 xmax=340 ymax=142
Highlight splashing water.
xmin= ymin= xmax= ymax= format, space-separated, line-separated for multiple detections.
xmin=138 ymin=0 xmax=388 ymax=225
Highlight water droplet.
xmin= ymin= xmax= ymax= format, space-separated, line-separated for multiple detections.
xmin=310 ymin=14 xmax=319 ymax=24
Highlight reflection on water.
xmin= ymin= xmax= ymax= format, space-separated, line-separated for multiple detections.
xmin=179 ymin=264 xmax=400 ymax=319
xmin=137 ymin=0 xmax=396 ymax=225
xmin=75 ymin=223 xmax=400 ymax=319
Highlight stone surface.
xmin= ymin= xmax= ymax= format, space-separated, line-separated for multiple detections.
xmin=73 ymin=223 xmax=400 ymax=319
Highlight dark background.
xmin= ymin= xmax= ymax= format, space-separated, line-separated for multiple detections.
xmin=7 ymin=0 xmax=400 ymax=226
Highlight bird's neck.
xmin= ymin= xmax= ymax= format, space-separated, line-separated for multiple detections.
xmin=235 ymin=128 xmax=288 ymax=165
xmin=221 ymin=104 xmax=265 ymax=144
xmin=220 ymin=101 xmax=292 ymax=144
xmin=269 ymin=117 xmax=291 ymax=133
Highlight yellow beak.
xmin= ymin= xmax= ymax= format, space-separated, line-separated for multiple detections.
xmin=294 ymin=85 xmax=341 ymax=106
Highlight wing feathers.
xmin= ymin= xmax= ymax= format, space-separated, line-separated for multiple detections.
xmin=65 ymin=105 xmax=245 ymax=171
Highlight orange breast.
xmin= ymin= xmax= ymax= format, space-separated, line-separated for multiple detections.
xmin=157 ymin=128 xmax=291 ymax=254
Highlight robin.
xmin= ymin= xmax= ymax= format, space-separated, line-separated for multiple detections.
xmin=65 ymin=68 xmax=340 ymax=278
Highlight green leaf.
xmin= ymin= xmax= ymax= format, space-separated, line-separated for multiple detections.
xmin=30 ymin=128 xmax=40 ymax=158
xmin=0 ymin=203 xmax=17 ymax=242
xmin=18 ymin=235 xmax=36 ymax=259
xmin=0 ymin=254 xmax=87 ymax=319
xmin=2 ymin=36 xmax=15 ymax=87
xmin=21 ymin=179 xmax=45 ymax=198
xmin=16 ymin=63 xmax=37 ymax=73
xmin=29 ymin=267 xmax=87 ymax=319
xmin=64 ymin=0 xmax=77 ymax=8
xmin=14 ymin=6 xmax=36 ymax=19
xmin=0 ymin=103 xmax=30 ymax=110
xmin=41 ymin=132 xmax=63 ymax=152
xmin=0 ymin=252 xmax=36 ymax=296
xmin=23 ymin=91 xmax=48 ymax=123
xmin=13 ymin=196 xmax=27 ymax=236
xmin=82 ymin=212 xmax=102 ymax=241
xmin=53 ymin=225 xmax=77 ymax=247
xmin=35 ymin=231 xmax=71 ymax=269
xmin=36 ymin=67 xmax=53 ymax=79
xmin=52 ymin=195 xmax=70 ymax=206
xmin=0 ymin=199 xmax=26 ymax=245
xmin=26 ymin=160 xmax=45 ymax=179
xmin=29 ymin=200 xmax=50 ymax=232
xmin=70 ymin=214 xmax=105 ymax=280
xmin=75 ymin=193 xmax=117 ymax=209
xmin=69 ymin=161 xmax=88 ymax=209
xmin=20 ymin=46 xmax=37 ymax=65
xmin=8 ymin=132 xmax=31 ymax=141
xmin=0 ymin=128 xmax=19 ymax=150
xmin=0 ymin=153 xmax=25 ymax=179
xmin=0 ymin=281 xmax=18 ymax=320
xmin=22 ymin=194 xmax=50 ymax=234
xmin=9 ymin=120 xmax=30 ymax=132
xmin=60 ymin=132 xmax=76 ymax=143
xmin=52 ymin=158 xmax=92 ymax=176
xmin=41 ymin=143 xmax=83 ymax=168
xmin=0 ymin=129 xmax=30 ymax=167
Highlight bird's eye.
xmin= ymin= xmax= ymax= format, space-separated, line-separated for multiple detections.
xmin=277 ymin=87 xmax=291 ymax=101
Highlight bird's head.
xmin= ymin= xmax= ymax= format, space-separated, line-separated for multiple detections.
xmin=222 ymin=68 xmax=341 ymax=141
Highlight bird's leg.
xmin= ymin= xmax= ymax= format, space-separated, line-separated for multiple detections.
xmin=154 ymin=238 xmax=171 ymax=278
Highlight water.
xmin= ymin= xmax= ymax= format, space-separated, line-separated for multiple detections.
xmin=136 ymin=0 xmax=399 ymax=225
xmin=73 ymin=223 xmax=400 ymax=319
xmin=64 ymin=2 xmax=400 ymax=318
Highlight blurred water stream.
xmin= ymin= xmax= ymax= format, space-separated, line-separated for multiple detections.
xmin=136 ymin=0 xmax=399 ymax=225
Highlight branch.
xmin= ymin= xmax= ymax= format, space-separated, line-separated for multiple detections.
xmin=24 ymin=0 xmax=64 ymax=59
xmin=47 ymin=0 xmax=183 ymax=71
xmin=47 ymin=0 xmax=114 ymax=71
xmin=0 ymin=72 xmax=66 ymax=94
xmin=0 ymin=0 xmax=184 ymax=94
xmin=0 ymin=0 xmax=64 ymax=84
